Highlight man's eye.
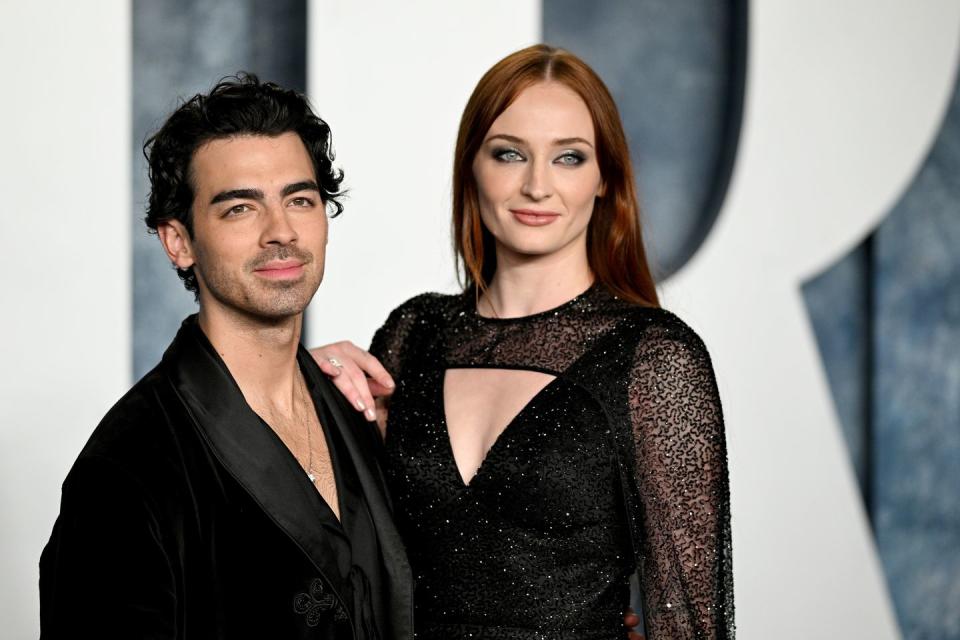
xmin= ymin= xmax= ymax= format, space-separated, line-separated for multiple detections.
xmin=225 ymin=204 xmax=250 ymax=217
xmin=555 ymin=151 xmax=585 ymax=166
xmin=493 ymin=148 xmax=525 ymax=163
xmin=289 ymin=197 xmax=314 ymax=207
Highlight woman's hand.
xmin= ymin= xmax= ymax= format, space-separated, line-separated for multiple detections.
xmin=624 ymin=607 xmax=644 ymax=640
xmin=309 ymin=342 xmax=395 ymax=424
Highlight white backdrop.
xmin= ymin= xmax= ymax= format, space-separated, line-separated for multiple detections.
xmin=0 ymin=2 xmax=131 ymax=638
xmin=306 ymin=1 xmax=543 ymax=345
xmin=2 ymin=1 xmax=959 ymax=638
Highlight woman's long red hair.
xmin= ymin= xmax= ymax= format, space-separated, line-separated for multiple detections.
xmin=452 ymin=44 xmax=659 ymax=307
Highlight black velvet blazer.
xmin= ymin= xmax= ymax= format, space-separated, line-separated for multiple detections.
xmin=39 ymin=317 xmax=413 ymax=640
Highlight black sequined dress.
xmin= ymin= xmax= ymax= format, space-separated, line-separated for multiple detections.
xmin=370 ymin=284 xmax=734 ymax=640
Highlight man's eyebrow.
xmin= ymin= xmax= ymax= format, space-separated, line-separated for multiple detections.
xmin=208 ymin=181 xmax=320 ymax=205
xmin=281 ymin=181 xmax=321 ymax=197
xmin=210 ymin=188 xmax=264 ymax=205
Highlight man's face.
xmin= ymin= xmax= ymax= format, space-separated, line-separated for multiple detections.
xmin=170 ymin=132 xmax=328 ymax=322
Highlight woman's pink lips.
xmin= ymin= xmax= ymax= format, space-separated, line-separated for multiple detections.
xmin=254 ymin=262 xmax=305 ymax=279
xmin=510 ymin=209 xmax=561 ymax=226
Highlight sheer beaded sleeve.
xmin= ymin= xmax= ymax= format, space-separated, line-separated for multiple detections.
xmin=628 ymin=324 xmax=735 ymax=639
xmin=369 ymin=294 xmax=437 ymax=381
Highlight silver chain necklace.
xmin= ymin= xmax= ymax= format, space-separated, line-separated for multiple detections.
xmin=295 ymin=374 xmax=319 ymax=484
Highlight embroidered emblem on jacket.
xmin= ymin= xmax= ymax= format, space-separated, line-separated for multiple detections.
xmin=293 ymin=578 xmax=348 ymax=626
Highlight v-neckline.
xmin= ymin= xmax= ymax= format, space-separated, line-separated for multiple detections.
xmin=438 ymin=367 xmax=563 ymax=488
xmin=254 ymin=367 xmax=347 ymax=533
xmin=305 ymin=377 xmax=348 ymax=527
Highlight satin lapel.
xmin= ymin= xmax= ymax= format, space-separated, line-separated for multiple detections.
xmin=297 ymin=348 xmax=414 ymax=639
xmin=161 ymin=317 xmax=347 ymax=593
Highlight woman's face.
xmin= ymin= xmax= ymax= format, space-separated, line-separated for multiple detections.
xmin=472 ymin=81 xmax=603 ymax=265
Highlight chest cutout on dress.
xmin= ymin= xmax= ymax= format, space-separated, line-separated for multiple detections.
xmin=442 ymin=368 xmax=557 ymax=485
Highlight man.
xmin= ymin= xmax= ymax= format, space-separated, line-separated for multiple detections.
xmin=39 ymin=75 xmax=411 ymax=639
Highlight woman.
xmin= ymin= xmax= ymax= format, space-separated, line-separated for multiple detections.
xmin=314 ymin=44 xmax=734 ymax=639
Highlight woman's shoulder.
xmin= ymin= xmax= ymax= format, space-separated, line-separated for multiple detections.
xmin=612 ymin=304 xmax=712 ymax=361
xmin=373 ymin=290 xmax=463 ymax=346
xmin=382 ymin=290 xmax=463 ymax=325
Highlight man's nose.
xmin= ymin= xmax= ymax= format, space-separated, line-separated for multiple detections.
xmin=261 ymin=203 xmax=298 ymax=245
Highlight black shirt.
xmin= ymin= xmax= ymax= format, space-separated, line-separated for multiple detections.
xmin=40 ymin=316 xmax=413 ymax=639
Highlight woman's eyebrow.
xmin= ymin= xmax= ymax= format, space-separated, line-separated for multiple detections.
xmin=485 ymin=133 xmax=594 ymax=149
xmin=554 ymin=137 xmax=593 ymax=148
xmin=486 ymin=133 xmax=525 ymax=145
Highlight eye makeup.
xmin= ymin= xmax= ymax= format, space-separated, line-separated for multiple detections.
xmin=554 ymin=150 xmax=586 ymax=166
xmin=491 ymin=146 xmax=525 ymax=162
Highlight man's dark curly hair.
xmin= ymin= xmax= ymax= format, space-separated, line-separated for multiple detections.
xmin=143 ymin=73 xmax=344 ymax=295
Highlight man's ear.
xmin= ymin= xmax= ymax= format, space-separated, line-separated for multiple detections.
xmin=157 ymin=219 xmax=196 ymax=270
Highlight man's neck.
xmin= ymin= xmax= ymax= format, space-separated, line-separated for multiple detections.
xmin=198 ymin=305 xmax=303 ymax=416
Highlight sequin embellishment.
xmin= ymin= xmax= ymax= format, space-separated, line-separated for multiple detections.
xmin=370 ymin=284 xmax=735 ymax=639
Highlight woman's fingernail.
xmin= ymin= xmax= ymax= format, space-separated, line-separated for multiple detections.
xmin=356 ymin=399 xmax=366 ymax=411
xmin=365 ymin=408 xmax=376 ymax=421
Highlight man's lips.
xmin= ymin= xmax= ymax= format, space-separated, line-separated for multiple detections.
xmin=253 ymin=260 xmax=305 ymax=279
xmin=510 ymin=208 xmax=561 ymax=226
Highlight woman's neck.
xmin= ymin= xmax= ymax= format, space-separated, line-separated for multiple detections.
xmin=480 ymin=244 xmax=593 ymax=318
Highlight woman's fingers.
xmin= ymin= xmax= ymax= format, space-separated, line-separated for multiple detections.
xmin=316 ymin=356 xmax=344 ymax=378
xmin=623 ymin=607 xmax=643 ymax=639
xmin=309 ymin=342 xmax=392 ymax=422
xmin=344 ymin=365 xmax=377 ymax=422
xmin=308 ymin=343 xmax=371 ymax=414
xmin=309 ymin=342 xmax=395 ymax=395
xmin=340 ymin=342 xmax=395 ymax=392
xmin=368 ymin=379 xmax=395 ymax=397
xmin=325 ymin=358 xmax=373 ymax=418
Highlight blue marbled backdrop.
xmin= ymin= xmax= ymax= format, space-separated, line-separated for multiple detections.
xmin=544 ymin=0 xmax=745 ymax=277
xmin=805 ymin=46 xmax=960 ymax=640
xmin=132 ymin=0 xmax=306 ymax=378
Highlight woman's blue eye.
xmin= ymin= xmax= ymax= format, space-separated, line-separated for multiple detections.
xmin=493 ymin=148 xmax=524 ymax=162
xmin=556 ymin=151 xmax=585 ymax=166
